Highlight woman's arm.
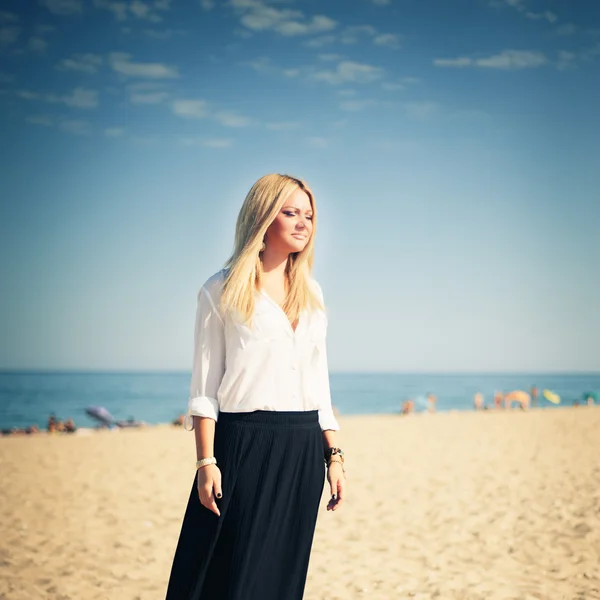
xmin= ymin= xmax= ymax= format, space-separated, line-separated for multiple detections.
xmin=194 ymin=415 xmax=222 ymax=516
xmin=188 ymin=284 xmax=226 ymax=516
xmin=322 ymin=429 xmax=345 ymax=511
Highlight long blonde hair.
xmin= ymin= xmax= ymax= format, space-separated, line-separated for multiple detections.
xmin=220 ymin=173 xmax=323 ymax=325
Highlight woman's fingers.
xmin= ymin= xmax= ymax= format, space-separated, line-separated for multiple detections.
xmin=197 ymin=476 xmax=221 ymax=517
xmin=334 ymin=477 xmax=345 ymax=509
xmin=213 ymin=470 xmax=223 ymax=500
xmin=326 ymin=473 xmax=345 ymax=511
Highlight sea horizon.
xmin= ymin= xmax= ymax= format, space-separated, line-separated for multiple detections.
xmin=1 ymin=370 xmax=598 ymax=431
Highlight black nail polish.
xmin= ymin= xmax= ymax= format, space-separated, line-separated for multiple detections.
xmin=217 ymin=493 xmax=222 ymax=498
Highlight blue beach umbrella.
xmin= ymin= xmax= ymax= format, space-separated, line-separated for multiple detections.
xmin=85 ymin=406 xmax=115 ymax=427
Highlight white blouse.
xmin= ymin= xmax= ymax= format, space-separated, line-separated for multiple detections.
xmin=186 ymin=270 xmax=340 ymax=432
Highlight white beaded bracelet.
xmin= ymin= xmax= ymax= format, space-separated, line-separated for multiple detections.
xmin=196 ymin=457 xmax=217 ymax=469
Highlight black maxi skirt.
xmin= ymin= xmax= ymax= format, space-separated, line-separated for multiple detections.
xmin=165 ymin=410 xmax=325 ymax=600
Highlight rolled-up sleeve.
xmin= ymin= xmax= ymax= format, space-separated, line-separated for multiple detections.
xmin=315 ymin=333 xmax=340 ymax=431
xmin=186 ymin=286 xmax=225 ymax=429
xmin=312 ymin=281 xmax=340 ymax=432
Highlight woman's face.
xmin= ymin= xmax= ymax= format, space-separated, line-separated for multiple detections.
xmin=264 ymin=188 xmax=313 ymax=254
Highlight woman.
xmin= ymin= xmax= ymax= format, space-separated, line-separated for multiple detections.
xmin=166 ymin=174 xmax=346 ymax=600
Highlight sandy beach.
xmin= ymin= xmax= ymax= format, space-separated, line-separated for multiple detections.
xmin=1 ymin=408 xmax=599 ymax=600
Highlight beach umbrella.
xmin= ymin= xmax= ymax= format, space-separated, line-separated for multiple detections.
xmin=583 ymin=391 xmax=598 ymax=402
xmin=85 ymin=406 xmax=115 ymax=427
xmin=542 ymin=389 xmax=561 ymax=404
xmin=505 ymin=390 xmax=531 ymax=404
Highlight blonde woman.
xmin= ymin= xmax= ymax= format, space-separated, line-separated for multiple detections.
xmin=166 ymin=174 xmax=346 ymax=600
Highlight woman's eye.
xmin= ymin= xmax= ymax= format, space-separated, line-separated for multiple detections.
xmin=283 ymin=211 xmax=295 ymax=217
xmin=306 ymin=216 xmax=313 ymax=220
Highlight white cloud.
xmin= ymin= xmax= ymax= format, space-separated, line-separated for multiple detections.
xmin=557 ymin=50 xmax=577 ymax=71
xmin=126 ymin=82 xmax=170 ymax=104
xmin=59 ymin=87 xmax=99 ymax=108
xmin=434 ymin=50 xmax=548 ymax=70
xmin=433 ymin=57 xmax=473 ymax=68
xmin=282 ymin=68 xmax=299 ymax=77
xmin=143 ymin=28 xmax=186 ymax=39
xmin=130 ymin=1 xmax=153 ymax=19
xmin=28 ymin=37 xmax=48 ymax=52
xmin=318 ymin=53 xmax=342 ymax=62
xmin=306 ymin=136 xmax=329 ymax=148
xmin=130 ymin=90 xmax=169 ymax=104
xmin=17 ymin=90 xmax=39 ymax=100
xmin=40 ymin=0 xmax=82 ymax=15
xmin=305 ymin=23 xmax=400 ymax=49
xmin=477 ymin=50 xmax=547 ymax=69
xmin=202 ymin=138 xmax=233 ymax=148
xmin=312 ymin=60 xmax=384 ymax=85
xmin=59 ymin=119 xmax=91 ymax=135
xmin=109 ymin=52 xmax=179 ymax=78
xmin=373 ymin=33 xmax=401 ymax=48
xmin=56 ymin=54 xmax=103 ymax=73
xmin=381 ymin=82 xmax=405 ymax=91
xmin=17 ymin=86 xmax=99 ymax=109
xmin=105 ymin=127 xmax=125 ymax=137
xmin=200 ymin=0 xmax=215 ymax=10
xmin=404 ymin=101 xmax=439 ymax=119
xmin=0 ymin=26 xmax=20 ymax=45
xmin=526 ymin=11 xmax=557 ymax=24
xmin=93 ymin=0 xmax=128 ymax=20
xmin=0 ymin=11 xmax=19 ymax=22
xmin=214 ymin=111 xmax=253 ymax=127
xmin=94 ymin=0 xmax=171 ymax=21
xmin=243 ymin=56 xmax=273 ymax=72
xmin=179 ymin=136 xmax=232 ymax=148
xmin=339 ymin=25 xmax=377 ymax=44
xmin=234 ymin=1 xmax=337 ymax=37
xmin=555 ymin=23 xmax=577 ymax=37
xmin=371 ymin=0 xmax=391 ymax=5
xmin=26 ymin=115 xmax=54 ymax=126
xmin=339 ymin=99 xmax=377 ymax=111
xmin=338 ymin=89 xmax=357 ymax=97
xmin=266 ymin=121 xmax=301 ymax=131
xmin=304 ymin=34 xmax=336 ymax=48
xmin=172 ymin=99 xmax=209 ymax=118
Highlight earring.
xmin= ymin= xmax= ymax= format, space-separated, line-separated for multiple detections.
xmin=260 ymin=241 xmax=266 ymax=252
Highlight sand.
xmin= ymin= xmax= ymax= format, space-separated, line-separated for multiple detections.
xmin=1 ymin=408 xmax=599 ymax=600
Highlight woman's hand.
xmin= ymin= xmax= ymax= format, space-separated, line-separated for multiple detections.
xmin=197 ymin=464 xmax=222 ymax=516
xmin=326 ymin=462 xmax=345 ymax=511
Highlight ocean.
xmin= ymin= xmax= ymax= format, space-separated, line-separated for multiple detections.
xmin=0 ymin=371 xmax=598 ymax=431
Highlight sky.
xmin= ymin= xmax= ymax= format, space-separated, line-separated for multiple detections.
xmin=0 ymin=0 xmax=599 ymax=373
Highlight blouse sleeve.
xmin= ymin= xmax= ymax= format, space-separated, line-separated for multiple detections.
xmin=312 ymin=280 xmax=340 ymax=432
xmin=185 ymin=286 xmax=225 ymax=430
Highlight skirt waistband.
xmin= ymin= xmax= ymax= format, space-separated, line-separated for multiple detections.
xmin=218 ymin=410 xmax=319 ymax=427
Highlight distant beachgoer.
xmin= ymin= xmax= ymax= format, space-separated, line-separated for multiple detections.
xmin=172 ymin=414 xmax=186 ymax=426
xmin=426 ymin=393 xmax=437 ymax=413
xmin=493 ymin=391 xmax=503 ymax=410
xmin=116 ymin=417 xmax=144 ymax=428
xmin=474 ymin=392 xmax=484 ymax=411
xmin=401 ymin=399 xmax=414 ymax=415
xmin=48 ymin=413 xmax=57 ymax=433
xmin=573 ymin=399 xmax=580 ymax=407
xmin=531 ymin=386 xmax=539 ymax=408
xmin=64 ymin=418 xmax=77 ymax=433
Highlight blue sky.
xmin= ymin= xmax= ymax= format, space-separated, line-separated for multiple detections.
xmin=1 ymin=0 xmax=599 ymax=373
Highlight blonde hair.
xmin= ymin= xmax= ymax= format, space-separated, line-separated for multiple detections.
xmin=220 ymin=173 xmax=323 ymax=325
